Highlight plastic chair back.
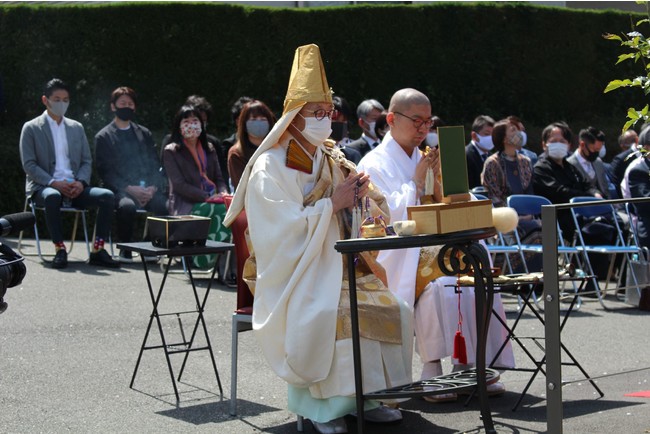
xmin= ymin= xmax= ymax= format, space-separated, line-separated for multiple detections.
xmin=507 ymin=194 xmax=551 ymax=217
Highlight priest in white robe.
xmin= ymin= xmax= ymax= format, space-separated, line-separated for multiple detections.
xmin=224 ymin=44 xmax=413 ymax=434
xmin=357 ymin=88 xmax=514 ymax=402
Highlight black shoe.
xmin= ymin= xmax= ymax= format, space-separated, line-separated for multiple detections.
xmin=89 ymin=249 xmax=121 ymax=268
xmin=52 ymin=249 xmax=68 ymax=269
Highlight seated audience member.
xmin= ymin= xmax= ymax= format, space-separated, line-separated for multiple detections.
xmin=533 ymin=122 xmax=600 ymax=237
xmin=628 ymin=151 xmax=650 ymax=249
xmin=331 ymin=95 xmax=362 ymax=164
xmin=220 ymin=96 xmax=254 ymax=191
xmin=466 ymin=115 xmax=496 ymax=189
xmin=481 ymin=117 xmax=534 ymax=207
xmin=358 ymin=88 xmax=513 ymax=403
xmin=163 ymin=105 xmax=229 ymax=268
xmin=227 ymin=100 xmax=276 ymax=190
xmin=375 ymin=110 xmax=390 ymax=143
xmin=482 ymin=117 xmax=539 ymax=272
xmin=95 ymin=86 xmax=168 ymax=261
xmin=19 ymin=78 xmax=119 ymax=269
xmin=621 ymin=126 xmax=650 ymax=199
xmin=347 ymin=98 xmax=385 ymax=157
xmin=224 ymin=44 xmax=412 ymax=433
xmin=508 ymin=115 xmax=537 ymax=166
xmin=610 ymin=129 xmax=639 ymax=197
xmin=567 ymin=126 xmax=609 ymax=199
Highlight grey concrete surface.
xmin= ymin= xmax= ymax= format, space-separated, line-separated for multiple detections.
xmin=2 ymin=238 xmax=650 ymax=433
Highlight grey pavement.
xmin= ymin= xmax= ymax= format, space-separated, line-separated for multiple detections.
xmin=2 ymin=238 xmax=650 ymax=433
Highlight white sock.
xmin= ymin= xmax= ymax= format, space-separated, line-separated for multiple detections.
xmin=420 ymin=360 xmax=443 ymax=380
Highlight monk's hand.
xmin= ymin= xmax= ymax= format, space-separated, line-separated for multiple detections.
xmin=331 ymin=172 xmax=369 ymax=213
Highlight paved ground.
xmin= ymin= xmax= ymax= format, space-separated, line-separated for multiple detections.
xmin=2 ymin=238 xmax=650 ymax=433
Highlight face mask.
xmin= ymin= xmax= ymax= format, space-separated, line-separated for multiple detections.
xmin=48 ymin=99 xmax=69 ymax=118
xmin=180 ymin=121 xmax=202 ymax=139
xmin=476 ymin=133 xmax=494 ymax=151
xmin=425 ymin=132 xmax=439 ymax=148
xmin=510 ymin=131 xmax=524 ymax=149
xmin=298 ymin=114 xmax=332 ymax=146
xmin=246 ymin=119 xmax=270 ymax=138
xmin=599 ymin=144 xmax=607 ymax=159
xmin=520 ymin=131 xmax=528 ymax=147
xmin=330 ymin=122 xmax=348 ymax=142
xmin=115 ymin=107 xmax=135 ymax=122
xmin=547 ymin=142 xmax=569 ymax=159
xmin=365 ymin=120 xmax=377 ymax=137
xmin=584 ymin=149 xmax=599 ymax=163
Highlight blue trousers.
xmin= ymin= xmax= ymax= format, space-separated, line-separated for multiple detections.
xmin=32 ymin=186 xmax=115 ymax=244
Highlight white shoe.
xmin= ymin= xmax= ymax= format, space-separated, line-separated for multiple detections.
xmin=312 ymin=417 xmax=347 ymax=434
xmin=351 ymin=405 xmax=402 ymax=423
xmin=487 ymin=381 xmax=506 ymax=396
xmin=423 ymin=392 xmax=458 ymax=403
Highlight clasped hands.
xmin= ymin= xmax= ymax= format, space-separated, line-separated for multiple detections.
xmin=332 ymin=172 xmax=370 ymax=214
xmin=52 ymin=179 xmax=84 ymax=199
xmin=126 ymin=184 xmax=158 ymax=207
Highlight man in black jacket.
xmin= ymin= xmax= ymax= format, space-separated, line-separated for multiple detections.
xmin=95 ymin=86 xmax=167 ymax=261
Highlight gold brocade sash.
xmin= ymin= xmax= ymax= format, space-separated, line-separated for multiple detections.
xmin=414 ymin=247 xmax=466 ymax=303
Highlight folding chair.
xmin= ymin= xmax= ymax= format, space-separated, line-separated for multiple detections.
xmin=486 ymin=274 xmax=603 ymax=410
xmin=570 ymin=196 xmax=643 ymax=309
xmin=17 ymin=196 xmax=91 ymax=261
xmin=507 ymin=194 xmax=584 ymax=309
xmin=222 ymin=196 xmax=304 ymax=430
xmin=473 ymin=193 xmax=519 ymax=275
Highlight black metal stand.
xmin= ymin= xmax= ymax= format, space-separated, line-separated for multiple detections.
xmin=118 ymin=240 xmax=234 ymax=402
xmin=335 ymin=228 xmax=497 ymax=434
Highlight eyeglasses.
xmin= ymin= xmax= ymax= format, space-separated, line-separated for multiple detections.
xmin=304 ymin=108 xmax=338 ymax=121
xmin=394 ymin=111 xmax=433 ymax=130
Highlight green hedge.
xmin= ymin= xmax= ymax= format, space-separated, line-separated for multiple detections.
xmin=0 ymin=1 xmax=644 ymax=216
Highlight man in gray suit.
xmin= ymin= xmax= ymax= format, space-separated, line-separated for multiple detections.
xmin=567 ymin=126 xmax=609 ymax=199
xmin=19 ymin=78 xmax=119 ymax=269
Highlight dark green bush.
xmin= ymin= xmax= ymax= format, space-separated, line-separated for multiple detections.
xmin=0 ymin=2 xmax=643 ymax=216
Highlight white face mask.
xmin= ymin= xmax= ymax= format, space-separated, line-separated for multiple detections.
xmin=599 ymin=144 xmax=607 ymax=159
xmin=365 ymin=120 xmax=377 ymax=138
xmin=547 ymin=142 xmax=569 ymax=159
xmin=520 ymin=131 xmax=528 ymax=147
xmin=425 ymin=132 xmax=438 ymax=148
xmin=299 ymin=114 xmax=332 ymax=146
xmin=476 ymin=133 xmax=494 ymax=151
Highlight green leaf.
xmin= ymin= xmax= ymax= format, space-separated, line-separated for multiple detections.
xmin=641 ymin=104 xmax=649 ymax=117
xmin=604 ymin=79 xmax=632 ymax=93
xmin=637 ymin=19 xmax=650 ymax=26
xmin=616 ymin=52 xmax=636 ymax=64
xmin=603 ymin=33 xmax=622 ymax=41
xmin=623 ymin=117 xmax=638 ymax=132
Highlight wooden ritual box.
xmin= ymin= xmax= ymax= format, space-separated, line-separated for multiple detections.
xmin=407 ymin=200 xmax=493 ymax=235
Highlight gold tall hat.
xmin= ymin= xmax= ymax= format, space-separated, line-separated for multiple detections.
xmin=283 ymin=44 xmax=333 ymax=115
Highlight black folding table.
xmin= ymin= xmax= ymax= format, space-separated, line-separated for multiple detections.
xmin=335 ymin=227 xmax=499 ymax=434
xmin=118 ymin=240 xmax=234 ymax=401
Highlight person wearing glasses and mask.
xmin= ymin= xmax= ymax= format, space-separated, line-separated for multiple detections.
xmin=224 ymin=44 xmax=413 ymax=434
xmin=358 ymin=88 xmax=513 ymax=404
xmin=227 ymin=100 xmax=276 ymax=190
xmin=465 ymin=115 xmax=496 ymax=189
xmin=95 ymin=86 xmax=168 ymax=262
xmin=163 ymin=105 xmax=229 ymax=269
